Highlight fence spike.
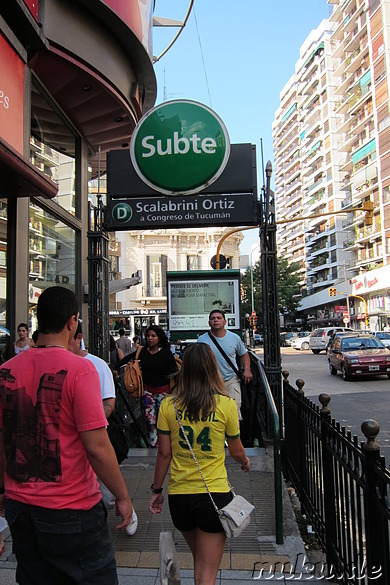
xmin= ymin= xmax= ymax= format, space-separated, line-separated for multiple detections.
xmin=361 ymin=419 xmax=380 ymax=451
xmin=319 ymin=393 xmax=331 ymax=414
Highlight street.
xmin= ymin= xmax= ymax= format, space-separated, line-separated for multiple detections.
xmin=255 ymin=346 xmax=390 ymax=464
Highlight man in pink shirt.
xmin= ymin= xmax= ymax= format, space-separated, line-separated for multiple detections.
xmin=0 ymin=286 xmax=133 ymax=585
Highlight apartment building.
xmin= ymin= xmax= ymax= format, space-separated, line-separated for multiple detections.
xmin=273 ymin=2 xmax=390 ymax=331
xmin=273 ymin=21 xmax=350 ymax=296
xmin=328 ymin=0 xmax=390 ymax=329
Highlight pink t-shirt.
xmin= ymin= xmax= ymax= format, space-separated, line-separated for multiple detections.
xmin=0 ymin=347 xmax=107 ymax=510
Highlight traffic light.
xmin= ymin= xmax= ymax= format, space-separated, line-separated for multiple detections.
xmin=362 ymin=200 xmax=374 ymax=226
xmin=249 ymin=317 xmax=253 ymax=326
xmin=253 ymin=316 xmax=258 ymax=327
xmin=328 ymin=287 xmax=336 ymax=297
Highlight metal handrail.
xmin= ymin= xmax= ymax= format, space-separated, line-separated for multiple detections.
xmin=255 ymin=356 xmax=283 ymax=544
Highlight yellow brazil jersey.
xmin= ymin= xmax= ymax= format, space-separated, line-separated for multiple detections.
xmin=157 ymin=394 xmax=240 ymax=495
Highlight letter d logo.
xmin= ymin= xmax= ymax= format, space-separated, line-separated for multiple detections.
xmin=113 ymin=203 xmax=132 ymax=223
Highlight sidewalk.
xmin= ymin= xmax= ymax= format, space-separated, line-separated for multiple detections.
xmin=0 ymin=448 xmax=328 ymax=583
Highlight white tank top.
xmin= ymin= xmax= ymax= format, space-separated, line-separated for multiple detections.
xmin=14 ymin=344 xmax=31 ymax=355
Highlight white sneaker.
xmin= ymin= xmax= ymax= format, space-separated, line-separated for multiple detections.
xmin=125 ymin=511 xmax=138 ymax=536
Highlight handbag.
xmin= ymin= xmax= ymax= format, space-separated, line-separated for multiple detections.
xmin=123 ymin=345 xmax=144 ymax=397
xmin=217 ymin=494 xmax=254 ymax=538
xmin=159 ymin=530 xmax=181 ymax=585
xmin=173 ymin=402 xmax=254 ymax=538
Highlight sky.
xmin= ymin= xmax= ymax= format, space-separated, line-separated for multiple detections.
xmin=152 ymin=0 xmax=330 ymax=255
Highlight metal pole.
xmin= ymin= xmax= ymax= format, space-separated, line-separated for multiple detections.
xmin=343 ymin=261 xmax=351 ymax=326
xmin=260 ymin=162 xmax=282 ymax=421
xmin=250 ymin=249 xmax=255 ymax=348
xmin=250 ymin=258 xmax=254 ymax=316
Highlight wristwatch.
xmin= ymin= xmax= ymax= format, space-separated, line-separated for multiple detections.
xmin=151 ymin=483 xmax=163 ymax=494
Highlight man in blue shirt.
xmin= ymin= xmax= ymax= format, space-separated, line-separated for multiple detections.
xmin=198 ymin=310 xmax=252 ymax=419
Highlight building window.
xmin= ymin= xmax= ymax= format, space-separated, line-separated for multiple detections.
xmin=187 ymin=255 xmax=201 ymax=270
xmin=109 ymin=255 xmax=120 ymax=280
xmin=146 ymin=255 xmax=167 ymax=297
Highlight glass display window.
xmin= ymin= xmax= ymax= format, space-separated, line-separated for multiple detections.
xmin=0 ymin=199 xmax=7 ymax=363
xmin=30 ymin=82 xmax=78 ymax=217
xmin=29 ymin=203 xmax=76 ymax=325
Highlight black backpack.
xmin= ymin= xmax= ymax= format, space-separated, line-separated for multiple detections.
xmin=107 ymin=411 xmax=129 ymax=464
xmin=106 ymin=368 xmax=130 ymax=464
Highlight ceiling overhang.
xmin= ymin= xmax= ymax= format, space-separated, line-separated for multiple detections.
xmin=29 ymin=49 xmax=139 ymax=177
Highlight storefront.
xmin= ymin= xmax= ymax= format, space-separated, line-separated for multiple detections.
xmin=109 ymin=308 xmax=168 ymax=344
xmin=0 ymin=1 xmax=156 ymax=361
xmin=351 ymin=265 xmax=390 ymax=331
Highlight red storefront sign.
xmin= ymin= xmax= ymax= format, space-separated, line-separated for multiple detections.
xmin=23 ymin=0 xmax=39 ymax=21
xmin=102 ymin=0 xmax=153 ymax=55
xmin=0 ymin=34 xmax=24 ymax=153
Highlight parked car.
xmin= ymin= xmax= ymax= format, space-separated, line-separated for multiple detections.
xmin=327 ymin=333 xmax=390 ymax=381
xmin=291 ymin=334 xmax=311 ymax=351
xmin=370 ymin=331 xmax=390 ymax=348
xmin=280 ymin=332 xmax=295 ymax=347
xmin=254 ymin=333 xmax=263 ymax=345
xmin=309 ymin=327 xmax=354 ymax=354
xmin=325 ymin=330 xmax=355 ymax=351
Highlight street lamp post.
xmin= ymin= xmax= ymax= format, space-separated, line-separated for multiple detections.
xmin=260 ymin=162 xmax=282 ymax=420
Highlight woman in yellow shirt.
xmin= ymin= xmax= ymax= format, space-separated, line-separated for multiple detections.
xmin=149 ymin=343 xmax=250 ymax=585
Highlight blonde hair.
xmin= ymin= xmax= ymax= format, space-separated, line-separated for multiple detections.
xmin=174 ymin=343 xmax=227 ymax=421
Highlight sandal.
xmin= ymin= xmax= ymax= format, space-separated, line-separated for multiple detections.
xmin=0 ymin=545 xmax=5 ymax=557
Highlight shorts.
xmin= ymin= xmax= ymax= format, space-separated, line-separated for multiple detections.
xmin=224 ymin=375 xmax=242 ymax=420
xmin=168 ymin=492 xmax=232 ymax=533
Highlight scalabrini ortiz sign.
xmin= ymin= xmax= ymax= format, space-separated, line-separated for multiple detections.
xmin=107 ymin=193 xmax=259 ymax=230
xmin=130 ymin=99 xmax=230 ymax=195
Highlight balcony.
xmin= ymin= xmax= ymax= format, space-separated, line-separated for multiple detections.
xmin=306 ymin=176 xmax=325 ymax=194
xmin=342 ymin=217 xmax=354 ymax=229
xmin=141 ymin=286 xmax=167 ymax=298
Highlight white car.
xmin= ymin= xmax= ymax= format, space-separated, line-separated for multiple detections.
xmin=371 ymin=332 xmax=390 ymax=348
xmin=291 ymin=335 xmax=311 ymax=351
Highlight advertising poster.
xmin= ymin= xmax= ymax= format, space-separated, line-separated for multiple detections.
xmin=168 ymin=278 xmax=240 ymax=331
xmin=0 ymin=34 xmax=24 ymax=153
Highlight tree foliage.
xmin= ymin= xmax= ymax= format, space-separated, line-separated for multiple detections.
xmin=241 ymin=256 xmax=301 ymax=322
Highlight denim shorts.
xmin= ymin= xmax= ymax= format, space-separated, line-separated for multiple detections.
xmin=168 ymin=491 xmax=232 ymax=533
xmin=5 ymin=498 xmax=117 ymax=585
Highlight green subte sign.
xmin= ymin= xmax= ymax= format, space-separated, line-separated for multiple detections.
xmin=130 ymin=100 xmax=230 ymax=196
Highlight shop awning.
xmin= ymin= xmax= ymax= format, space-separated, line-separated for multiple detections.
xmin=282 ymin=103 xmax=297 ymax=124
xmin=0 ymin=137 xmax=58 ymax=199
xmin=352 ymin=138 xmax=376 ymax=166
xmin=109 ymin=276 xmax=142 ymax=294
xmin=303 ymin=42 xmax=324 ymax=68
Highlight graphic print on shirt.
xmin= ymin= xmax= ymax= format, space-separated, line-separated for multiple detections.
xmin=0 ymin=368 xmax=67 ymax=483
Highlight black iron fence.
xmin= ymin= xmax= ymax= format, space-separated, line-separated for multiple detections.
xmin=282 ymin=371 xmax=390 ymax=585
